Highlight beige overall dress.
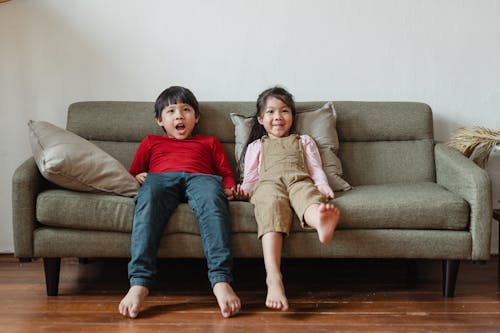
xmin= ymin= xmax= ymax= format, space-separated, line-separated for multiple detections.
xmin=251 ymin=134 xmax=326 ymax=238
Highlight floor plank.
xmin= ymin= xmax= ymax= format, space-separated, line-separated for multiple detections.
xmin=0 ymin=255 xmax=499 ymax=332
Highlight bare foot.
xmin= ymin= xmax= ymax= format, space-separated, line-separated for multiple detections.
xmin=118 ymin=285 xmax=149 ymax=318
xmin=315 ymin=203 xmax=340 ymax=244
xmin=266 ymin=274 xmax=289 ymax=311
xmin=213 ymin=282 xmax=241 ymax=318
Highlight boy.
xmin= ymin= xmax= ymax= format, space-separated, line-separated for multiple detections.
xmin=119 ymin=86 xmax=241 ymax=318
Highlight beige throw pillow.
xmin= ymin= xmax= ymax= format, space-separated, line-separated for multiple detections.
xmin=28 ymin=120 xmax=139 ymax=197
xmin=230 ymin=102 xmax=351 ymax=192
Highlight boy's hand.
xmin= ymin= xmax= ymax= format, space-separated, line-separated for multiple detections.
xmin=225 ymin=184 xmax=251 ymax=201
xmin=224 ymin=188 xmax=235 ymax=200
xmin=135 ymin=172 xmax=147 ymax=185
xmin=317 ymin=184 xmax=334 ymax=200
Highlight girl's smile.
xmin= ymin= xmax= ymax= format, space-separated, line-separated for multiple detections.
xmin=257 ymin=97 xmax=293 ymax=139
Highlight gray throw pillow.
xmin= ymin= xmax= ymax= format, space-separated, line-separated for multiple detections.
xmin=230 ymin=102 xmax=351 ymax=191
xmin=28 ymin=120 xmax=139 ymax=197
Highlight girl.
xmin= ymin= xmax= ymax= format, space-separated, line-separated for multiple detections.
xmin=239 ymin=86 xmax=340 ymax=311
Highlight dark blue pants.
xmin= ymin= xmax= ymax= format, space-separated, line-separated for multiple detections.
xmin=128 ymin=172 xmax=233 ymax=289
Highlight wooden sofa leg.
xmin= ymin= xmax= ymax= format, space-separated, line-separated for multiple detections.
xmin=78 ymin=258 xmax=89 ymax=264
xmin=18 ymin=257 xmax=32 ymax=263
xmin=406 ymin=260 xmax=418 ymax=288
xmin=442 ymin=259 xmax=460 ymax=297
xmin=43 ymin=257 xmax=61 ymax=296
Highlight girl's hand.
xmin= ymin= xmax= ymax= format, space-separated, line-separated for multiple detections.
xmin=317 ymin=184 xmax=334 ymax=200
xmin=225 ymin=184 xmax=251 ymax=201
xmin=135 ymin=172 xmax=147 ymax=185
xmin=235 ymin=184 xmax=252 ymax=201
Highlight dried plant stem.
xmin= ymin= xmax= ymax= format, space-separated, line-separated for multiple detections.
xmin=447 ymin=127 xmax=500 ymax=168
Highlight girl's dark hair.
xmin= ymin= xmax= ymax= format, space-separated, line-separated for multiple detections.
xmin=237 ymin=86 xmax=296 ymax=176
xmin=154 ymin=86 xmax=200 ymax=119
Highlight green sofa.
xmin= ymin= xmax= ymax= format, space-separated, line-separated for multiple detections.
xmin=12 ymin=101 xmax=492 ymax=297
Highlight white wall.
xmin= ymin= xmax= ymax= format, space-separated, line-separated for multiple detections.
xmin=1 ymin=0 xmax=499 ymax=253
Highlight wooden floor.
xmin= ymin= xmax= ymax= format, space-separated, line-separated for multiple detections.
xmin=1 ymin=254 xmax=499 ymax=333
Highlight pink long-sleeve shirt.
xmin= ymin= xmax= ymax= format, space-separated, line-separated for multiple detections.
xmin=241 ymin=134 xmax=329 ymax=193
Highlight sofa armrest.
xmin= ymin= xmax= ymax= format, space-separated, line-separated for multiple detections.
xmin=12 ymin=157 xmax=43 ymax=258
xmin=434 ymin=143 xmax=492 ymax=260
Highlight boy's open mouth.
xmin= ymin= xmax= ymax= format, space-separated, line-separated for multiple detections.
xmin=175 ymin=124 xmax=186 ymax=131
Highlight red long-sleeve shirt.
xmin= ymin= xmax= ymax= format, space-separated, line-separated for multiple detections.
xmin=129 ymin=135 xmax=236 ymax=189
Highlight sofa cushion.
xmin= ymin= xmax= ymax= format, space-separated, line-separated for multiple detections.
xmin=28 ymin=120 xmax=139 ymax=197
xmin=230 ymin=102 xmax=351 ymax=192
xmin=333 ymin=101 xmax=434 ymax=142
xmin=326 ymin=182 xmax=470 ymax=231
xmin=35 ymin=190 xmax=257 ymax=236
xmin=36 ymin=190 xmax=188 ymax=233
xmin=37 ymin=182 xmax=468 ymax=235
xmin=339 ymin=140 xmax=436 ymax=186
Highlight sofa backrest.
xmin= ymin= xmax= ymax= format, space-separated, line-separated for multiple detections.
xmin=67 ymin=101 xmax=435 ymax=187
xmin=334 ymin=101 xmax=435 ymax=185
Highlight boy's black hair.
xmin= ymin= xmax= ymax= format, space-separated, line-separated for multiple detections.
xmin=237 ymin=86 xmax=297 ymax=178
xmin=154 ymin=86 xmax=200 ymax=119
